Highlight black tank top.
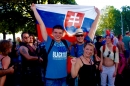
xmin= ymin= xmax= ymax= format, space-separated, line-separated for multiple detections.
xmin=78 ymin=58 xmax=96 ymax=86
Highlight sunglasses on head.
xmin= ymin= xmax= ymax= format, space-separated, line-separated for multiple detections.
xmin=107 ymin=51 xmax=111 ymax=57
xmin=76 ymin=35 xmax=84 ymax=37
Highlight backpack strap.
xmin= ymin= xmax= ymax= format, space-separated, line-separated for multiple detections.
xmin=44 ymin=39 xmax=55 ymax=79
xmin=61 ymin=39 xmax=70 ymax=55
xmin=47 ymin=39 xmax=55 ymax=54
xmin=113 ymin=46 xmax=116 ymax=61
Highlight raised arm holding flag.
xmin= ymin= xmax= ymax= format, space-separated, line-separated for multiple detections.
xmin=31 ymin=3 xmax=100 ymax=86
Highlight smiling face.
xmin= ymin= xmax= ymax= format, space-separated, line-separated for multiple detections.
xmin=106 ymin=35 xmax=112 ymax=44
xmin=52 ymin=28 xmax=64 ymax=42
xmin=83 ymin=43 xmax=94 ymax=58
xmin=75 ymin=34 xmax=84 ymax=43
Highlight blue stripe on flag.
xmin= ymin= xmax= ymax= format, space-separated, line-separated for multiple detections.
xmin=37 ymin=9 xmax=94 ymax=32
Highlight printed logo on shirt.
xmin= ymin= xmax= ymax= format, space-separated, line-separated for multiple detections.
xmin=52 ymin=42 xmax=67 ymax=60
xmin=53 ymin=51 xmax=67 ymax=60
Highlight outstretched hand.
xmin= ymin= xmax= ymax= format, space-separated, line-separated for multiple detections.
xmin=94 ymin=7 xmax=100 ymax=15
xmin=30 ymin=3 xmax=36 ymax=11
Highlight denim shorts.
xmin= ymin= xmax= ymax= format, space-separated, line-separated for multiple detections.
xmin=45 ymin=77 xmax=67 ymax=86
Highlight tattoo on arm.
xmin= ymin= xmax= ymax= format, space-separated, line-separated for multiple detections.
xmin=22 ymin=48 xmax=27 ymax=54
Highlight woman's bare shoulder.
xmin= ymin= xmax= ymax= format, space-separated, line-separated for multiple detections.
xmin=0 ymin=54 xmax=4 ymax=60
xmin=1 ymin=55 xmax=10 ymax=62
xmin=76 ymin=57 xmax=83 ymax=66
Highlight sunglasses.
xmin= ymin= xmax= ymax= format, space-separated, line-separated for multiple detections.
xmin=24 ymin=36 xmax=29 ymax=39
xmin=107 ymin=51 xmax=111 ymax=57
xmin=76 ymin=35 xmax=84 ymax=37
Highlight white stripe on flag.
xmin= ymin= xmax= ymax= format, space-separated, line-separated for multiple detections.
xmin=36 ymin=4 xmax=97 ymax=20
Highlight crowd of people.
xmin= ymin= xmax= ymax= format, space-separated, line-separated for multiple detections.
xmin=0 ymin=3 xmax=130 ymax=86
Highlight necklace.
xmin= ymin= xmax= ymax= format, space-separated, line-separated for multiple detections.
xmin=82 ymin=55 xmax=91 ymax=64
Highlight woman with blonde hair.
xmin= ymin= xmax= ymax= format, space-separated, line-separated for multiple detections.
xmin=0 ymin=40 xmax=12 ymax=86
xmin=71 ymin=42 xmax=98 ymax=86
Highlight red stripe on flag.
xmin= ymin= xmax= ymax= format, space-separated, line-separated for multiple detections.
xmin=37 ymin=24 xmax=43 ymax=42
xmin=37 ymin=24 xmax=88 ymax=42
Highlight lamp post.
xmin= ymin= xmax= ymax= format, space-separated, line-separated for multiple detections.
xmin=121 ymin=12 xmax=123 ymax=36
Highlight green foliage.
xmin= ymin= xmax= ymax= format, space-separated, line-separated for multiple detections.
xmin=121 ymin=6 xmax=130 ymax=35
xmin=0 ymin=2 xmax=29 ymax=40
xmin=96 ymin=6 xmax=121 ymax=36
xmin=97 ymin=6 xmax=130 ymax=36
xmin=0 ymin=0 xmax=76 ymax=41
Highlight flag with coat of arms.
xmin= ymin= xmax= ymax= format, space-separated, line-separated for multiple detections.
xmin=36 ymin=4 xmax=97 ymax=42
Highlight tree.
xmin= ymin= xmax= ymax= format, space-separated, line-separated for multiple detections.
xmin=96 ymin=6 xmax=121 ymax=36
xmin=48 ymin=0 xmax=76 ymax=4
xmin=0 ymin=2 xmax=29 ymax=41
xmin=97 ymin=6 xmax=130 ymax=36
xmin=121 ymin=6 xmax=130 ymax=34
xmin=0 ymin=0 xmax=76 ymax=41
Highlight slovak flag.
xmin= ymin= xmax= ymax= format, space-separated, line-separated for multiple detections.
xmin=36 ymin=4 xmax=97 ymax=42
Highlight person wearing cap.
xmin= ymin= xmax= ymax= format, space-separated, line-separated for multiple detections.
xmin=69 ymin=13 xmax=100 ymax=86
xmin=123 ymin=31 xmax=130 ymax=63
xmin=70 ymin=28 xmax=98 ymax=57
xmin=31 ymin=3 xmax=100 ymax=86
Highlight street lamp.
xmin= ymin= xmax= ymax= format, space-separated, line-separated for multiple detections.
xmin=121 ymin=12 xmax=123 ymax=36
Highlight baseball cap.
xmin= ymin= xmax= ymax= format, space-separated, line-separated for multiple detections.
xmin=75 ymin=29 xmax=83 ymax=35
xmin=126 ymin=31 xmax=129 ymax=34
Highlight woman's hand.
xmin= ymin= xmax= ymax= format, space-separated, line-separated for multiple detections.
xmin=71 ymin=58 xmax=77 ymax=65
xmin=95 ymin=55 xmax=101 ymax=62
xmin=99 ymin=65 xmax=103 ymax=72
xmin=113 ymin=71 xmax=117 ymax=77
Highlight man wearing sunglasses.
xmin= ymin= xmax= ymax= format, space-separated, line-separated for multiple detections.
xmin=31 ymin=3 xmax=100 ymax=86
xmin=70 ymin=28 xmax=99 ymax=60
xmin=70 ymin=29 xmax=87 ymax=57
xmin=69 ymin=27 xmax=101 ymax=86
xmin=18 ymin=32 xmax=43 ymax=86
